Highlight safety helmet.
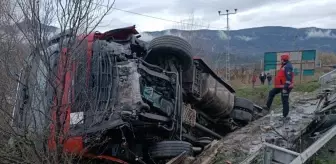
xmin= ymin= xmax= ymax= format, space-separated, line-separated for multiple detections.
xmin=281 ymin=53 xmax=290 ymax=61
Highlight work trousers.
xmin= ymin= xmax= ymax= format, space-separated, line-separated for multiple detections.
xmin=261 ymin=80 xmax=265 ymax=85
xmin=266 ymin=88 xmax=292 ymax=117
xmin=267 ymin=80 xmax=272 ymax=86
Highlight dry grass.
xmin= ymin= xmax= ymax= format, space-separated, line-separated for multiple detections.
xmin=234 ymin=79 xmax=319 ymax=108
xmin=319 ymin=52 xmax=336 ymax=66
xmin=215 ymin=52 xmax=335 ymax=89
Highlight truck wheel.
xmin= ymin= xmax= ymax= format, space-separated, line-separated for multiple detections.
xmin=196 ymin=137 xmax=213 ymax=147
xmin=233 ymin=97 xmax=254 ymax=112
xmin=149 ymin=141 xmax=193 ymax=159
xmin=145 ymin=35 xmax=193 ymax=71
xmin=230 ymin=108 xmax=253 ymax=123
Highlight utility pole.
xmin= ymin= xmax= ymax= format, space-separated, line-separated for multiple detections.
xmin=218 ymin=9 xmax=237 ymax=82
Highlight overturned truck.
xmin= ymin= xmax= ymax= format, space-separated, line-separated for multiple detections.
xmin=11 ymin=26 xmax=266 ymax=163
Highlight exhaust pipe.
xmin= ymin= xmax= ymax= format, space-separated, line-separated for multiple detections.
xmin=195 ymin=123 xmax=222 ymax=139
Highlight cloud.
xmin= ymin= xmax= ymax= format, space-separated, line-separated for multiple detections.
xmin=218 ymin=31 xmax=228 ymax=40
xmin=161 ymin=29 xmax=185 ymax=39
xmin=139 ymin=32 xmax=155 ymax=41
xmin=306 ymin=28 xmax=336 ymax=39
xmin=98 ymin=19 xmax=133 ymax=32
xmin=235 ymin=35 xmax=254 ymax=41
xmin=97 ymin=0 xmax=336 ymax=32
xmin=139 ymin=29 xmax=186 ymax=42
xmin=226 ymin=0 xmax=336 ymax=30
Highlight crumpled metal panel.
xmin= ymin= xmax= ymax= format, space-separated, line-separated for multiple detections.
xmin=116 ymin=60 xmax=145 ymax=111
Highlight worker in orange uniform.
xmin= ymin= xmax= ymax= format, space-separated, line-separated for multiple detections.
xmin=264 ymin=53 xmax=294 ymax=121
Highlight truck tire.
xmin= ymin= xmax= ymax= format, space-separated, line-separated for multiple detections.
xmin=145 ymin=35 xmax=193 ymax=71
xmin=149 ymin=141 xmax=192 ymax=159
xmin=231 ymin=108 xmax=253 ymax=122
xmin=234 ymin=97 xmax=254 ymax=112
xmin=196 ymin=137 xmax=213 ymax=147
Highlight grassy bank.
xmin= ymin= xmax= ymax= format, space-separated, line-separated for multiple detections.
xmin=314 ymin=136 xmax=336 ymax=164
xmin=235 ymin=80 xmax=319 ymax=108
xmin=293 ymin=80 xmax=320 ymax=92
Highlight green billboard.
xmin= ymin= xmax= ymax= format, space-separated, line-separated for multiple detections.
xmin=264 ymin=50 xmax=316 ymax=76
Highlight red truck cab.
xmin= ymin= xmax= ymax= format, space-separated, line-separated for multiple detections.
xmin=46 ymin=26 xmax=140 ymax=163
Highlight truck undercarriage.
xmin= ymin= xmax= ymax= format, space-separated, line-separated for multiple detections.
xmin=11 ymin=26 xmax=268 ymax=164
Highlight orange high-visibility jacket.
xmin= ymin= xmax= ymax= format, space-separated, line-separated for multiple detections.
xmin=274 ymin=62 xmax=294 ymax=88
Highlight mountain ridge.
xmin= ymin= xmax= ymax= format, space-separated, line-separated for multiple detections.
xmin=145 ymin=26 xmax=336 ymax=33
xmin=2 ymin=20 xmax=334 ymax=64
xmin=141 ymin=26 xmax=336 ymax=64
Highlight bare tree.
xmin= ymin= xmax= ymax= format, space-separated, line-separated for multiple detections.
xmin=0 ymin=0 xmax=115 ymax=163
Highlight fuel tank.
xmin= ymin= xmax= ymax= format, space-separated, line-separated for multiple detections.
xmin=194 ymin=88 xmax=235 ymax=119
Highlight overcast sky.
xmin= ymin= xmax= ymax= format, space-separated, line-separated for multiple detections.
xmin=97 ymin=0 xmax=336 ymax=32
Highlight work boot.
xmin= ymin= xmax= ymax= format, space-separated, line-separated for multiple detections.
xmin=261 ymin=106 xmax=270 ymax=115
xmin=262 ymin=106 xmax=270 ymax=111
xmin=279 ymin=116 xmax=290 ymax=123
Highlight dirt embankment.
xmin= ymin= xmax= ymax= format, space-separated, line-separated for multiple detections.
xmin=189 ymin=82 xmax=323 ymax=164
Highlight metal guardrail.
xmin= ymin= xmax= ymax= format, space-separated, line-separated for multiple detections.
xmin=319 ymin=69 xmax=336 ymax=92
xmin=290 ymin=125 xmax=336 ymax=164
xmin=259 ymin=71 xmax=336 ymax=164
xmin=261 ymin=125 xmax=336 ymax=164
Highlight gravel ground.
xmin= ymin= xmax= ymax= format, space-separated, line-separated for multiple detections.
xmin=189 ymin=89 xmax=336 ymax=164
xmin=193 ymin=91 xmax=321 ymax=164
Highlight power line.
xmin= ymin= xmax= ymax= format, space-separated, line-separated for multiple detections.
xmin=92 ymin=1 xmax=225 ymax=30
xmin=110 ymin=7 xmax=225 ymax=30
